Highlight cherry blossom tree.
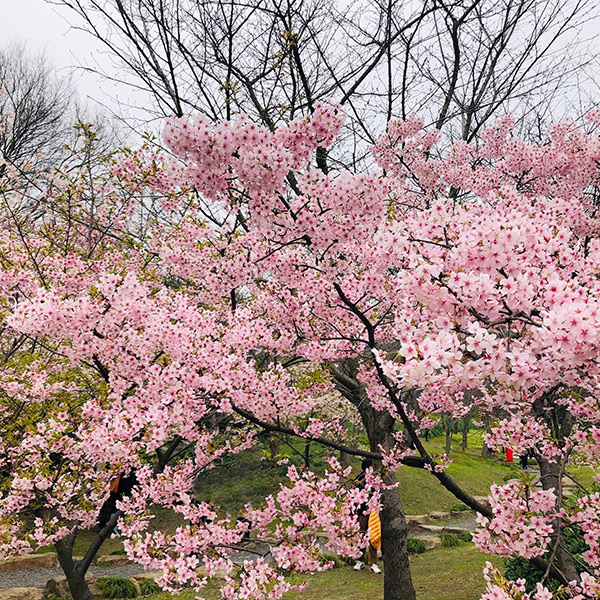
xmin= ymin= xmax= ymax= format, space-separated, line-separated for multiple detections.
xmin=0 ymin=115 xmax=384 ymax=600
xmin=4 ymin=102 xmax=600 ymax=600
xmin=122 ymin=106 xmax=600 ymax=598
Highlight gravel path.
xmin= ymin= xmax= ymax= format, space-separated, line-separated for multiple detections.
xmin=0 ymin=564 xmax=149 ymax=590
xmin=0 ymin=550 xmax=263 ymax=590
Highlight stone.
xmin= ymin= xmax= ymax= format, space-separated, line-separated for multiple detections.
xmin=44 ymin=574 xmax=98 ymax=598
xmin=417 ymin=524 xmax=471 ymax=536
xmin=96 ymin=555 xmax=131 ymax=567
xmin=131 ymin=571 xmax=163 ymax=582
xmin=419 ymin=536 xmax=442 ymax=551
xmin=406 ymin=514 xmax=429 ymax=525
xmin=0 ymin=553 xmax=59 ymax=572
xmin=0 ymin=588 xmax=43 ymax=600
xmin=428 ymin=510 xmax=452 ymax=520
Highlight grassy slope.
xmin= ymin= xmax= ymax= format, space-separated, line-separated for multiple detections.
xmin=398 ymin=432 xmax=516 ymax=514
xmin=196 ymin=431 xmax=516 ymax=515
xmin=44 ymin=431 xmax=517 ymax=558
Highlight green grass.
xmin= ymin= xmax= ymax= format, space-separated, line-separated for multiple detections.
xmin=397 ymin=433 xmax=514 ymax=514
xmin=97 ymin=576 xmax=138 ymax=599
xmin=142 ymin=545 xmax=501 ymax=600
xmin=195 ymin=437 xmax=338 ymax=513
xmin=196 ymin=444 xmax=288 ymax=512
xmin=193 ymin=434 xmax=514 ymax=516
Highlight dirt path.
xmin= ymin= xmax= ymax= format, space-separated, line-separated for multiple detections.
xmin=0 ymin=564 xmax=149 ymax=590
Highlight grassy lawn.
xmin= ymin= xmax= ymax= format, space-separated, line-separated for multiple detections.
xmin=36 ymin=431 xmax=515 ymax=559
xmin=196 ymin=432 xmax=516 ymax=515
xmin=398 ymin=433 xmax=515 ymax=514
xmin=144 ymin=544 xmax=501 ymax=600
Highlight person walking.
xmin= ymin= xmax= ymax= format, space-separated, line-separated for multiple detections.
xmin=353 ymin=458 xmax=382 ymax=574
xmin=98 ymin=470 xmax=138 ymax=538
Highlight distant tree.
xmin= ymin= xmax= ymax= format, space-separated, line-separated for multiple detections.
xmin=0 ymin=43 xmax=74 ymax=177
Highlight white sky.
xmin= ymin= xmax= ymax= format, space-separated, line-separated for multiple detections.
xmin=3 ymin=0 xmax=152 ymax=130
xmin=5 ymin=1 xmax=105 ymax=99
xmin=3 ymin=0 xmax=600 ymax=126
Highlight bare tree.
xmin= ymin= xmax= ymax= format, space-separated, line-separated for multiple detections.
xmin=0 ymin=43 xmax=75 ymax=177
xmin=51 ymin=0 xmax=596 ymax=162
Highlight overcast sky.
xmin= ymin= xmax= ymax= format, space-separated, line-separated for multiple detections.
xmin=4 ymin=0 xmax=600 ymax=128
xmin=4 ymin=0 xmax=151 ymax=129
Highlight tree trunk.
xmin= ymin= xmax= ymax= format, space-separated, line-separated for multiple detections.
xmin=339 ymin=449 xmax=352 ymax=468
xmin=55 ymin=534 xmax=93 ymax=600
xmin=331 ymin=360 xmax=416 ymax=600
xmin=481 ymin=442 xmax=490 ymax=460
xmin=269 ymin=436 xmax=279 ymax=459
xmin=445 ymin=420 xmax=452 ymax=455
xmin=380 ymin=484 xmax=417 ymax=600
xmin=369 ymin=420 xmax=416 ymax=600
xmin=537 ymin=456 xmax=580 ymax=583
xmin=461 ymin=416 xmax=469 ymax=451
xmin=303 ymin=440 xmax=311 ymax=468
xmin=481 ymin=414 xmax=491 ymax=459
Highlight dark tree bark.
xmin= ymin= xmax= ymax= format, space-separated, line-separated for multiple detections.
xmin=462 ymin=416 xmax=470 ymax=450
xmin=444 ymin=415 xmax=453 ymax=455
xmin=333 ymin=360 xmax=416 ymax=600
xmin=303 ymin=439 xmax=311 ymax=468
xmin=380 ymin=486 xmax=416 ymax=600
xmin=339 ymin=449 xmax=353 ymax=468
xmin=537 ymin=457 xmax=580 ymax=583
xmin=55 ymin=533 xmax=93 ymax=600
xmin=269 ymin=436 xmax=280 ymax=459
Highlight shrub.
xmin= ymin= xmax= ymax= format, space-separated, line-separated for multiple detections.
xmin=440 ymin=532 xmax=461 ymax=547
xmin=138 ymin=579 xmax=161 ymax=597
xmin=97 ymin=577 xmax=138 ymax=599
xmin=407 ymin=537 xmax=427 ymax=554
xmin=503 ymin=557 xmax=559 ymax=594
xmin=458 ymin=532 xmax=472 ymax=542
xmin=321 ymin=550 xmax=346 ymax=567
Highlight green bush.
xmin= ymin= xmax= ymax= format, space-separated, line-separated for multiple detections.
xmin=138 ymin=579 xmax=161 ymax=597
xmin=449 ymin=503 xmax=470 ymax=512
xmin=321 ymin=551 xmax=346 ymax=567
xmin=503 ymin=557 xmax=559 ymax=594
xmin=440 ymin=532 xmax=461 ymax=547
xmin=97 ymin=577 xmax=138 ymax=599
xmin=407 ymin=537 xmax=427 ymax=554
xmin=458 ymin=532 xmax=472 ymax=542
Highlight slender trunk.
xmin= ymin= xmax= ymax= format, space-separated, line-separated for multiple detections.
xmin=55 ymin=533 xmax=93 ymax=600
xmin=303 ymin=440 xmax=311 ymax=468
xmin=339 ymin=449 xmax=352 ymax=468
xmin=269 ymin=436 xmax=279 ymax=459
xmin=481 ymin=415 xmax=491 ymax=459
xmin=481 ymin=443 xmax=490 ymax=459
xmin=380 ymin=483 xmax=417 ymax=600
xmin=537 ymin=457 xmax=580 ymax=582
xmin=461 ymin=416 xmax=469 ymax=451
xmin=445 ymin=419 xmax=452 ymax=455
